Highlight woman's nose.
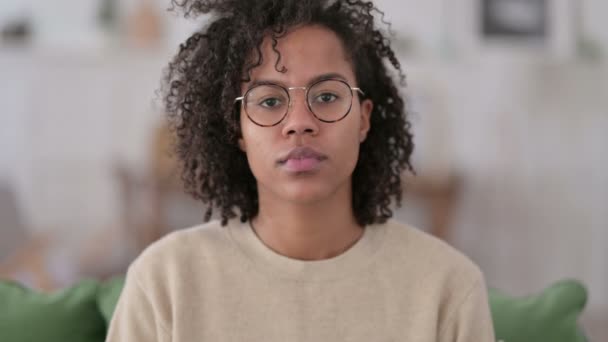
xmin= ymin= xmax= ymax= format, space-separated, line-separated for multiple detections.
xmin=281 ymin=91 xmax=320 ymax=137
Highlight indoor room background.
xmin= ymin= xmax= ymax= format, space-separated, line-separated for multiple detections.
xmin=1 ymin=0 xmax=606 ymax=339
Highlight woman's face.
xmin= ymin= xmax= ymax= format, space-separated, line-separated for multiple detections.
xmin=238 ymin=25 xmax=373 ymax=205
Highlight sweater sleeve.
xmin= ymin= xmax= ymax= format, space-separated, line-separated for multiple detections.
xmin=438 ymin=276 xmax=496 ymax=342
xmin=105 ymin=269 xmax=171 ymax=342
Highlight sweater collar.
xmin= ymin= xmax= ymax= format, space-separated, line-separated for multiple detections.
xmin=227 ymin=219 xmax=388 ymax=282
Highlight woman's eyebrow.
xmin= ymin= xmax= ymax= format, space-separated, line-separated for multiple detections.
xmin=247 ymin=72 xmax=349 ymax=89
xmin=307 ymin=72 xmax=348 ymax=84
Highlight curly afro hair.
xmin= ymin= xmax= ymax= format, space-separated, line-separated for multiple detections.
xmin=161 ymin=0 xmax=415 ymax=226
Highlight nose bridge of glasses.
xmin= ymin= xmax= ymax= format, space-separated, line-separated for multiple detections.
xmin=286 ymin=86 xmax=309 ymax=109
xmin=287 ymin=86 xmax=308 ymax=92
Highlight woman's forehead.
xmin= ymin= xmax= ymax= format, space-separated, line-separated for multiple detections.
xmin=243 ymin=25 xmax=356 ymax=87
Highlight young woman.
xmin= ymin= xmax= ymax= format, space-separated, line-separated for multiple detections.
xmin=106 ymin=1 xmax=496 ymax=341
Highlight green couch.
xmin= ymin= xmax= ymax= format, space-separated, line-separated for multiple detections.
xmin=0 ymin=277 xmax=588 ymax=342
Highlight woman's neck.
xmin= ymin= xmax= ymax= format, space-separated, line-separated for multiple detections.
xmin=252 ymin=185 xmax=364 ymax=261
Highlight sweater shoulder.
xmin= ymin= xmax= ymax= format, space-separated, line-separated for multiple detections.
xmin=128 ymin=219 xmax=233 ymax=279
xmin=381 ymin=219 xmax=484 ymax=285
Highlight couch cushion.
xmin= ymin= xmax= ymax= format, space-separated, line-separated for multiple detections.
xmin=0 ymin=279 xmax=106 ymax=342
xmin=97 ymin=276 xmax=125 ymax=327
xmin=490 ymin=279 xmax=588 ymax=342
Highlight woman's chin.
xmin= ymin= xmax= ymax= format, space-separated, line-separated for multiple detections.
xmin=277 ymin=180 xmax=344 ymax=205
xmin=256 ymin=172 xmax=351 ymax=205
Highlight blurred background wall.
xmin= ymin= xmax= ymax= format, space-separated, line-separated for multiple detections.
xmin=1 ymin=0 xmax=606 ymax=338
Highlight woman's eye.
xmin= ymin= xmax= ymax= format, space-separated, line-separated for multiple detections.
xmin=260 ymin=98 xmax=282 ymax=108
xmin=315 ymin=93 xmax=338 ymax=103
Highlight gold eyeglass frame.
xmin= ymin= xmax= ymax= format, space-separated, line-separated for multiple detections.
xmin=234 ymin=78 xmax=365 ymax=127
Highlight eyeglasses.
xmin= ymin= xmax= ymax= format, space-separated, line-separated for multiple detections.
xmin=235 ymin=78 xmax=365 ymax=127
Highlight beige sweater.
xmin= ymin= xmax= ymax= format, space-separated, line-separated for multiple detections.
xmin=106 ymin=219 xmax=495 ymax=341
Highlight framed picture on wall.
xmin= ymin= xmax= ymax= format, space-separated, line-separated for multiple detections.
xmin=433 ymin=0 xmax=577 ymax=60
xmin=481 ymin=0 xmax=548 ymax=39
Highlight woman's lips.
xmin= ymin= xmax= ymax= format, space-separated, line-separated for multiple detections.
xmin=282 ymin=157 xmax=324 ymax=172
xmin=278 ymin=146 xmax=327 ymax=173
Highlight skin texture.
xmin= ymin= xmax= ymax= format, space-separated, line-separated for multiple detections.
xmin=238 ymin=25 xmax=373 ymax=260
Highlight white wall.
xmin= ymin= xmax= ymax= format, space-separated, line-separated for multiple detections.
xmin=402 ymin=61 xmax=608 ymax=315
xmin=0 ymin=49 xmax=167 ymax=238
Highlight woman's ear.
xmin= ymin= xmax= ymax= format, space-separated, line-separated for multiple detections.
xmin=237 ymin=110 xmax=247 ymax=152
xmin=238 ymin=138 xmax=246 ymax=152
xmin=359 ymin=99 xmax=373 ymax=142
